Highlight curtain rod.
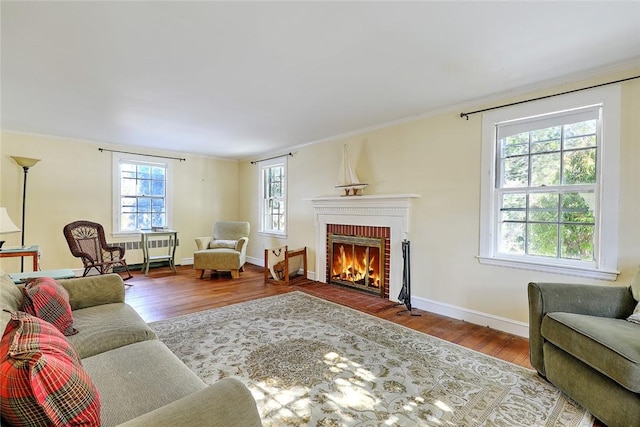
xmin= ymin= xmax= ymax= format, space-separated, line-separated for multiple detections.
xmin=250 ymin=152 xmax=293 ymax=165
xmin=459 ymin=74 xmax=640 ymax=120
xmin=98 ymin=148 xmax=186 ymax=161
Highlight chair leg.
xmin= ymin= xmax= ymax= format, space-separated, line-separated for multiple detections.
xmin=196 ymin=269 xmax=205 ymax=279
xmin=231 ymin=269 xmax=239 ymax=279
xmin=120 ymin=261 xmax=133 ymax=281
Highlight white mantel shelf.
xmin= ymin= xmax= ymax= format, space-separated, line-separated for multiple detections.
xmin=306 ymin=193 xmax=420 ymax=202
xmin=308 ymin=193 xmax=420 ymax=302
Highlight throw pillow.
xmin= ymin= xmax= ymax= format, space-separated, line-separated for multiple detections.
xmin=0 ymin=311 xmax=101 ymax=426
xmin=630 ymin=264 xmax=640 ymax=302
xmin=627 ymin=301 xmax=640 ymax=324
xmin=22 ymin=277 xmax=78 ymax=336
xmin=209 ymin=239 xmax=238 ymax=249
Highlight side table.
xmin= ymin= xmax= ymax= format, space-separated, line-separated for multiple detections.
xmin=0 ymin=245 xmax=39 ymax=272
xmin=140 ymin=230 xmax=178 ymax=275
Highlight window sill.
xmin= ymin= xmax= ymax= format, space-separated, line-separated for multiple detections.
xmin=477 ymin=256 xmax=619 ymax=281
xmin=111 ymin=231 xmax=143 ymax=239
xmin=258 ymin=231 xmax=288 ymax=239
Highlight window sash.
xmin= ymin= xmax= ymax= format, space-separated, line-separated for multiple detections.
xmin=494 ymin=109 xmax=600 ymax=264
xmin=258 ymin=157 xmax=287 ymax=236
xmin=113 ymin=153 xmax=170 ymax=234
xmin=496 ymin=106 xmax=599 ymax=140
xmin=495 ymin=187 xmax=597 ymax=262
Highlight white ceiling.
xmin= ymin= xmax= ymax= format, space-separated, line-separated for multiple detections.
xmin=2 ymin=1 xmax=640 ymax=160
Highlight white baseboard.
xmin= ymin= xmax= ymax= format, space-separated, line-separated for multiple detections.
xmin=409 ymin=295 xmax=529 ymax=338
xmin=181 ymin=257 xmax=194 ymax=266
xmin=246 ymin=256 xmax=263 ymax=267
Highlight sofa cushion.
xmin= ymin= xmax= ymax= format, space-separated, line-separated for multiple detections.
xmin=209 ymin=239 xmax=238 ymax=249
xmin=1 ymin=272 xmax=22 ymax=310
xmin=542 ymin=312 xmax=640 ymax=392
xmin=194 ymin=248 xmax=242 ymax=270
xmin=82 ymin=339 xmax=206 ymax=427
xmin=1 ymin=272 xmax=23 ymax=339
xmin=0 ymin=311 xmax=101 ymax=426
xmin=66 ymin=303 xmax=158 ymax=359
xmin=22 ymin=277 xmax=78 ymax=336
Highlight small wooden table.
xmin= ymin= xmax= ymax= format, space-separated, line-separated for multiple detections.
xmin=0 ymin=245 xmax=39 ymax=271
xmin=140 ymin=230 xmax=178 ymax=275
xmin=9 ymin=268 xmax=76 ymax=284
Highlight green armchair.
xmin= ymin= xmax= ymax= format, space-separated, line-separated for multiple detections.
xmin=528 ymin=281 xmax=639 ymax=427
xmin=194 ymin=221 xmax=250 ymax=279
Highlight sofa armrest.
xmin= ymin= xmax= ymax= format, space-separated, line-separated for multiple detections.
xmin=195 ymin=236 xmax=212 ymax=251
xmin=527 ymin=282 xmax=636 ymax=376
xmin=236 ymin=236 xmax=249 ymax=253
xmin=117 ymin=378 xmax=262 ymax=427
xmin=58 ymin=274 xmax=125 ymax=310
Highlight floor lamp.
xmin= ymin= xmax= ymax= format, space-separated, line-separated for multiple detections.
xmin=11 ymin=156 xmax=40 ymax=272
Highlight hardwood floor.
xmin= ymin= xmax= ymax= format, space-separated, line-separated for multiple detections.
xmin=124 ymin=263 xmax=533 ymax=370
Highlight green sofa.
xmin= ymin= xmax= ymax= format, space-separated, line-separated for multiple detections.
xmin=1 ymin=273 xmax=262 ymax=427
xmin=528 ymin=282 xmax=640 ymax=427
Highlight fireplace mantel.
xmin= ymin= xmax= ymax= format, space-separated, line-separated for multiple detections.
xmin=308 ymin=194 xmax=419 ymax=301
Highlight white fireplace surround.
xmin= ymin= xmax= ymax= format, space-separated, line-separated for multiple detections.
xmin=308 ymin=194 xmax=419 ymax=301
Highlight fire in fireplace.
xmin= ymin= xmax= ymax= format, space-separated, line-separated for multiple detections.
xmin=328 ymin=233 xmax=385 ymax=297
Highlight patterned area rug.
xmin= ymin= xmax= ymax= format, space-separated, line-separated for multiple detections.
xmin=149 ymin=292 xmax=593 ymax=427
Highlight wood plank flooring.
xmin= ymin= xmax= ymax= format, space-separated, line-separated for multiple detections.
xmin=124 ymin=263 xmax=533 ymax=370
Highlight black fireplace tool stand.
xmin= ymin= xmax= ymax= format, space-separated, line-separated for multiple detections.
xmin=395 ymin=239 xmax=421 ymax=316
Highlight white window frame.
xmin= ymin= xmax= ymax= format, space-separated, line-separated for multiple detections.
xmin=112 ymin=152 xmax=172 ymax=236
xmin=258 ymin=156 xmax=287 ymax=238
xmin=479 ymin=85 xmax=621 ymax=280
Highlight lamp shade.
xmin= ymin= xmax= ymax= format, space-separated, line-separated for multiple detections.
xmin=0 ymin=207 xmax=20 ymax=234
xmin=11 ymin=156 xmax=41 ymax=168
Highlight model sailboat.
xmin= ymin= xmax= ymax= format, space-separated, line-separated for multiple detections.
xmin=335 ymin=145 xmax=368 ymax=196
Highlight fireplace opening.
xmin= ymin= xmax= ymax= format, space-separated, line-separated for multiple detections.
xmin=328 ymin=233 xmax=385 ymax=297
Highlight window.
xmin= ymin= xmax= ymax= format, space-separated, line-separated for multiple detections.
xmin=113 ymin=153 xmax=170 ymax=233
xmin=479 ymin=86 xmax=621 ymax=280
xmin=258 ymin=156 xmax=287 ymax=236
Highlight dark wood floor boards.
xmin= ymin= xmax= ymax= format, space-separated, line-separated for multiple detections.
xmin=124 ymin=263 xmax=532 ymax=369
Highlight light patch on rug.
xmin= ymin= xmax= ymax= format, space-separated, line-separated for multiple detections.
xmin=149 ymin=291 xmax=593 ymax=427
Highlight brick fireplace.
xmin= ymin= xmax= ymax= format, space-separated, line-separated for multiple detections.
xmin=327 ymin=224 xmax=390 ymax=298
xmin=308 ymin=194 xmax=419 ymax=301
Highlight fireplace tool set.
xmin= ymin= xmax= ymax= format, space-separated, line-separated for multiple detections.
xmin=396 ymin=239 xmax=420 ymax=316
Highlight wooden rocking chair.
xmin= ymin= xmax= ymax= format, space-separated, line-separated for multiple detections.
xmin=63 ymin=220 xmax=133 ymax=281
xmin=264 ymin=246 xmax=307 ymax=285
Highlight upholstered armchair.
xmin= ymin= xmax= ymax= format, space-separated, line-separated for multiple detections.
xmin=194 ymin=221 xmax=250 ymax=279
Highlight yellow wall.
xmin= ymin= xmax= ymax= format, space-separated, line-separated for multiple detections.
xmin=1 ymin=68 xmax=638 ymax=329
xmin=0 ymin=132 xmax=239 ymax=273
xmin=240 ymin=69 xmax=640 ymax=325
